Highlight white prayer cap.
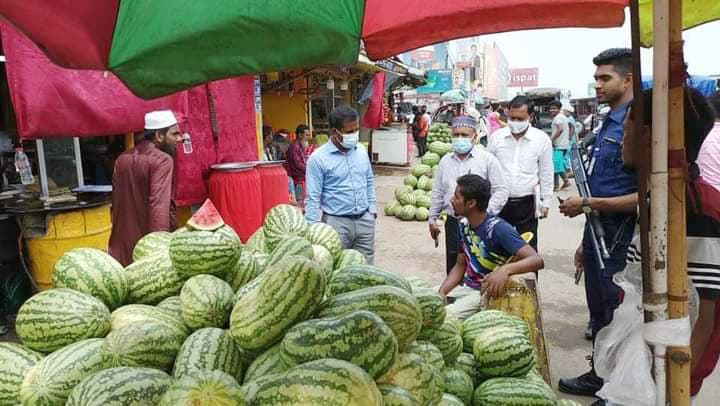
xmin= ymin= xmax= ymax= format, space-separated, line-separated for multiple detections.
xmin=144 ymin=110 xmax=178 ymax=130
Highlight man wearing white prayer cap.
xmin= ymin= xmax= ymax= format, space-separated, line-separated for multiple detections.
xmin=109 ymin=110 xmax=182 ymax=266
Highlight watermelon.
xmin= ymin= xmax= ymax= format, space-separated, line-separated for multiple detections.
xmin=265 ymin=236 xmax=313 ymax=269
xmin=404 ymin=174 xmax=418 ymax=187
xmin=429 ymin=141 xmax=453 ymax=156
xmin=243 ymin=343 xmax=287 ymax=383
xmin=377 ymin=352 xmax=444 ymax=406
xmin=240 ymin=373 xmax=279 ymax=402
xmin=248 ymin=358 xmax=382 ymax=405
xmin=180 ymin=274 xmax=235 ymax=330
xmin=335 ymin=248 xmax=367 ymax=269
xmin=124 ymin=253 xmax=185 ymax=305
xmin=417 ymin=175 xmax=433 ymax=191
xmin=420 ymin=320 xmax=463 ymax=365
xmin=66 ymin=367 xmax=171 ymax=406
xmin=0 ymin=343 xmax=43 ymax=406
xmin=253 ymin=253 xmax=270 ymax=274
xmin=230 ymin=256 xmax=326 ymax=351
xmin=328 ymin=264 xmax=413 ymax=296
xmin=312 ymin=244 xmax=335 ymax=279
xmin=406 ymin=341 xmax=445 ymax=371
xmin=473 ymin=326 xmax=535 ymax=379
xmin=187 ymin=199 xmax=225 ymax=231
xmin=52 ymin=248 xmax=128 ymax=310
xmin=398 ymin=204 xmax=416 ymax=221
xmin=415 ymin=207 xmax=430 ymax=221
xmin=391 ymin=203 xmax=404 ymax=217
xmin=305 ymin=219 xmax=342 ymax=260
xmin=405 ymin=276 xmax=430 ymax=289
xmin=463 ymin=310 xmax=529 ymax=353
xmin=442 ymin=367 xmax=474 ymax=405
xmin=100 ymin=320 xmax=185 ymax=371
xmin=225 ymin=251 xmax=258 ymax=291
xmin=412 ymin=188 xmax=427 ymax=199
xmin=110 ymin=304 xmax=190 ymax=336
xmin=421 ymin=152 xmax=441 ymax=166
xmin=415 ymin=194 xmax=432 ymax=209
xmin=385 ymin=199 xmax=401 ymax=216
xmin=395 ymin=185 xmax=414 ymax=200
xmin=411 ymin=164 xmax=432 ymax=178
xmin=318 ymin=286 xmax=422 ymax=351
xmin=439 ymin=393 xmax=465 ymax=406
xmin=20 ymin=338 xmax=105 ymax=406
xmin=280 ymin=310 xmax=398 ymax=379
xmin=454 ymin=353 xmax=482 ymax=386
xmin=262 ymin=204 xmax=308 ymax=251
xmin=173 ymin=328 xmax=245 ymax=382
xmin=414 ymin=287 xmax=447 ymax=333
xmin=473 ymin=377 xmax=556 ymax=406
xmin=244 ymin=227 xmax=267 ymax=253
xmin=397 ymin=192 xmax=416 ymax=207
xmin=16 ymin=288 xmax=110 ymax=353
xmin=170 ymin=225 xmax=241 ymax=278
xmin=157 ymin=295 xmax=182 ymax=313
xmin=132 ymin=231 xmax=173 ymax=261
xmin=160 ymin=369 xmax=244 ymax=406
xmin=557 ymin=400 xmax=584 ymax=406
xmin=379 ymin=384 xmax=419 ymax=406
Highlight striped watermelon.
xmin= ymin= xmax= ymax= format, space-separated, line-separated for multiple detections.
xmin=169 ymin=225 xmax=241 ymax=278
xmin=397 ymin=191 xmax=416 ymax=206
xmin=417 ymin=175 xmax=433 ymax=191
xmin=439 ymin=393 xmax=465 ymax=406
xmin=420 ymin=319 xmax=463 ymax=365
xmin=262 ymin=204 xmax=308 ymax=251
xmin=379 ymin=384 xmax=419 ymax=406
xmin=473 ymin=326 xmax=535 ymax=378
xmin=180 ymin=274 xmax=235 ymax=330
xmin=305 ymin=222 xmax=343 ymax=259
xmin=411 ymin=163 xmax=432 ymax=178
xmin=243 ymin=343 xmax=287 ymax=383
xmin=405 ymin=275 xmax=430 ymax=289
xmin=414 ymin=288 xmax=446 ymax=333
xmin=280 ymin=310 xmax=398 ymax=379
xmin=20 ymin=338 xmax=105 ymax=405
xmin=52 ymin=248 xmax=128 ymax=310
xmin=253 ymin=252 xmax=270 ymax=274
xmin=377 ymin=352 xmax=444 ymax=406
xmin=265 ymin=236 xmax=314 ymax=269
xmin=132 ymin=231 xmax=173 ymax=261
xmin=397 ymin=205 xmax=416 ymax=221
xmin=0 ymin=342 xmax=43 ymax=406
xmin=16 ymin=288 xmax=110 ymax=353
xmin=66 ymin=367 xmax=171 ymax=406
xmin=328 ymin=264 xmax=413 ymax=296
xmin=557 ymin=399 xmax=584 ymax=406
xmin=335 ymin=248 xmax=367 ymax=269
xmin=415 ymin=194 xmax=432 ymax=209
xmin=110 ymin=304 xmax=190 ymax=336
xmin=454 ymin=353 xmax=482 ymax=386
xmin=240 ymin=373 xmax=280 ymax=402
xmin=245 ymin=227 xmax=267 ymax=253
xmin=173 ymin=328 xmax=245 ymax=382
xmin=248 ymin=358 xmax=382 ymax=405
xmin=404 ymin=173 xmax=418 ymax=187
xmin=463 ymin=310 xmax=529 ymax=353
xmin=230 ymin=256 xmax=326 ymax=351
xmin=160 ymin=370 xmax=244 ymax=406
xmin=415 ymin=207 xmax=430 ymax=221
xmin=318 ymin=286 xmax=422 ymax=351
xmin=100 ymin=320 xmax=185 ymax=371
xmin=442 ymin=367 xmax=474 ymax=405
xmin=385 ymin=200 xmax=401 ymax=216
xmin=157 ymin=295 xmax=182 ymax=313
xmin=224 ymin=251 xmax=258 ymax=291
xmin=407 ymin=341 xmax=445 ymax=371
xmin=312 ymin=244 xmax=335 ymax=279
xmin=473 ymin=377 xmax=556 ymax=406
xmin=421 ymin=152 xmax=440 ymax=167
xmin=124 ymin=253 xmax=184 ymax=305
xmin=395 ymin=185 xmax=414 ymax=199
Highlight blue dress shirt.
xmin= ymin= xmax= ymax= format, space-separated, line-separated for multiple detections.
xmin=588 ymin=103 xmax=637 ymax=198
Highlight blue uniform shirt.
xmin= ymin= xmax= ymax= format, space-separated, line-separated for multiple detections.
xmin=588 ymin=103 xmax=637 ymax=198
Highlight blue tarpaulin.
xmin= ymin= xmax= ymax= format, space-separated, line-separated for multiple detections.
xmin=641 ymin=75 xmax=718 ymax=96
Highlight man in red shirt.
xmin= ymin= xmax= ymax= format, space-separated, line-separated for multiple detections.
xmin=108 ymin=110 xmax=182 ymax=266
xmin=287 ymin=124 xmax=311 ymax=205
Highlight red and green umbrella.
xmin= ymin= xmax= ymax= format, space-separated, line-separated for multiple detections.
xmin=1 ymin=0 xmax=631 ymax=99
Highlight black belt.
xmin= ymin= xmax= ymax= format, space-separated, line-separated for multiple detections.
xmin=508 ymin=195 xmax=535 ymax=203
xmin=330 ymin=210 xmax=368 ymax=220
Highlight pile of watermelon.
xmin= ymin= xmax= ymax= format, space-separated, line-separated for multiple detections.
xmin=428 ymin=122 xmax=452 ymax=144
xmin=1 ymin=200 xmax=577 ymax=405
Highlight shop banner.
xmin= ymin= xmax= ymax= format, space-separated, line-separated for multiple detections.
xmin=361 ymin=72 xmax=385 ymax=130
xmin=416 ymin=69 xmax=452 ymax=94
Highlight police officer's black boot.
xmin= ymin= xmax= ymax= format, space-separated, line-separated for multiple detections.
xmin=558 ymin=356 xmax=603 ymax=397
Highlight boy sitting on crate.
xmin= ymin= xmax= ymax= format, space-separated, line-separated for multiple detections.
xmin=438 ymin=174 xmax=544 ymax=320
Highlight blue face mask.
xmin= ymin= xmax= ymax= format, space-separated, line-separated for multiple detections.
xmin=452 ymin=137 xmax=473 ymax=154
xmin=339 ymin=131 xmax=359 ymax=149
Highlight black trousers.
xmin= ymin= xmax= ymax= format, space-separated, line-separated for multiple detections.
xmin=445 ymin=216 xmax=459 ymax=275
xmin=499 ymin=195 xmax=538 ymax=251
xmin=417 ymin=137 xmax=427 ymax=157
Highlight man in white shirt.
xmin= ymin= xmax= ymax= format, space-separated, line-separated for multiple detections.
xmin=488 ymin=95 xmax=553 ymax=250
xmin=550 ymin=100 xmax=572 ymax=191
xmin=421 ymin=105 xmax=432 ymax=127
xmin=429 ymin=115 xmax=509 ymax=274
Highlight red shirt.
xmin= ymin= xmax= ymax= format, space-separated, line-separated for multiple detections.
xmin=108 ymin=141 xmax=176 ymax=266
xmin=286 ymin=142 xmax=308 ymax=182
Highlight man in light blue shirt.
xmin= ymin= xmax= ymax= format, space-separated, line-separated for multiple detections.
xmin=305 ymin=106 xmax=377 ymax=264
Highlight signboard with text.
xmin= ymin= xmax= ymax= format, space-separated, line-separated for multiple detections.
xmin=509 ymin=68 xmax=539 ymax=87
xmin=417 ymin=69 xmax=453 ymax=94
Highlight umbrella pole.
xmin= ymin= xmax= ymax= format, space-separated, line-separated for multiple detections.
xmin=650 ymin=0 xmax=671 ymax=404
xmin=666 ymin=0 xmax=691 ymax=403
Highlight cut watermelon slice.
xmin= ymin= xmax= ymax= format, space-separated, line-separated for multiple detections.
xmin=187 ymin=199 xmax=225 ymax=231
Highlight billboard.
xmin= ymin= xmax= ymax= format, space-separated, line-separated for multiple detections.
xmin=509 ymin=68 xmax=539 ymax=87
xmin=417 ymin=69 xmax=453 ymax=94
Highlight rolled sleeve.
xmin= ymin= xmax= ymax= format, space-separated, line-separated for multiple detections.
xmin=486 ymin=156 xmax=509 ymax=215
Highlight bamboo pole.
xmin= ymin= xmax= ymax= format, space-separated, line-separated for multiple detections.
xmin=650 ymin=0 xmax=671 ymax=404
xmin=666 ymin=0 xmax=691 ymax=403
xmin=124 ymin=132 xmax=134 ymax=150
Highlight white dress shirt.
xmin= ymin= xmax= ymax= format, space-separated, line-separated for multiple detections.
xmin=487 ymin=126 xmax=554 ymax=208
xmin=429 ymin=146 xmax=509 ymax=222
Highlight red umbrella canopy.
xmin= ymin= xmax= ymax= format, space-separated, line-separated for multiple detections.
xmin=0 ymin=0 xmax=627 ymax=99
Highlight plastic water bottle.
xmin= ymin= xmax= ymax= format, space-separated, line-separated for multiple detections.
xmin=182 ymin=133 xmax=193 ymax=154
xmin=14 ymin=147 xmax=34 ymax=185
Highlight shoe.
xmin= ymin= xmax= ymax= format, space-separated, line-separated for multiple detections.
xmin=558 ymin=369 xmax=604 ymax=396
xmin=585 ymin=321 xmax=593 ymax=340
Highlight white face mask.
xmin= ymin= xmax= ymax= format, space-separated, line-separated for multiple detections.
xmin=339 ymin=131 xmax=359 ymax=149
xmin=508 ymin=120 xmax=530 ymax=135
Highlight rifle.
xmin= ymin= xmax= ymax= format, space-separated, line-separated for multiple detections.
xmin=569 ymin=140 xmax=610 ymax=284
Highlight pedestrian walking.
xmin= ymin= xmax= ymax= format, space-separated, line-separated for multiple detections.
xmin=414 ymin=108 xmax=429 ymax=157
xmin=550 ymin=100 xmax=572 ymax=191
xmin=304 ymin=106 xmax=377 ymax=264
xmin=286 ymin=124 xmax=311 ymax=205
xmin=429 ymin=115 xmax=509 ymax=275
xmin=488 ymin=95 xmax=554 ymax=251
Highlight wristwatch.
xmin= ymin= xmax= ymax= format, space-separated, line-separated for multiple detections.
xmin=581 ymin=197 xmax=592 ymax=214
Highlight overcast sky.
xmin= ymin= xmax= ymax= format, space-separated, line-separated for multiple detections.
xmin=472 ymin=12 xmax=719 ymax=98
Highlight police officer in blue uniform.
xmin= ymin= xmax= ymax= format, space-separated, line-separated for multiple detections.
xmin=557 ymin=48 xmax=640 ymax=399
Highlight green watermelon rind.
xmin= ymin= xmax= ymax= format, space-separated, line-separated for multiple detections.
xmin=66 ymin=367 xmax=171 ymax=406
xmin=180 ymin=274 xmax=235 ymax=330
xmin=0 ymin=343 xmax=43 ymax=405
xmin=52 ymin=248 xmax=129 ymax=310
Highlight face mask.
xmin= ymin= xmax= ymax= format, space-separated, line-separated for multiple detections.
xmin=339 ymin=131 xmax=359 ymax=149
xmin=451 ymin=137 xmax=473 ymax=155
xmin=508 ymin=120 xmax=530 ymax=135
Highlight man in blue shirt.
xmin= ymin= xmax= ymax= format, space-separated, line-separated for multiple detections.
xmin=305 ymin=106 xmax=377 ymax=264
xmin=438 ymin=174 xmax=543 ymax=319
xmin=558 ymin=48 xmax=639 ymax=398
